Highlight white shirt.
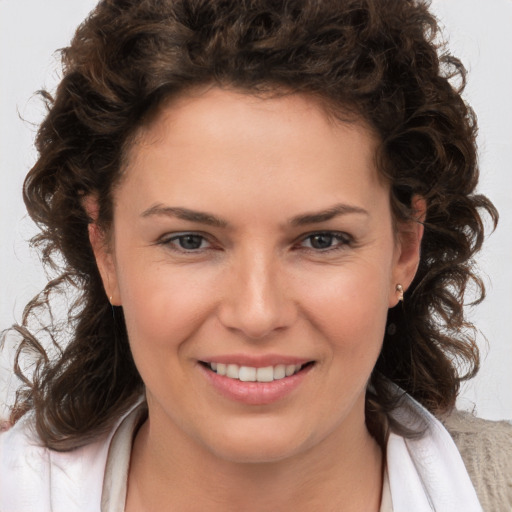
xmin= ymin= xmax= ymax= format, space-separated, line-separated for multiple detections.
xmin=0 ymin=391 xmax=482 ymax=511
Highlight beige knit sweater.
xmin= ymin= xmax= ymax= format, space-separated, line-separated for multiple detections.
xmin=443 ymin=410 xmax=512 ymax=512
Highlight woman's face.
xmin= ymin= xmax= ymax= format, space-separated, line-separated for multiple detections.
xmin=93 ymin=87 xmax=422 ymax=463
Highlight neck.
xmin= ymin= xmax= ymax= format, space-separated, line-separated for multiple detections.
xmin=126 ymin=406 xmax=383 ymax=512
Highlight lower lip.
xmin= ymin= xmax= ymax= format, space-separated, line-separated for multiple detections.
xmin=199 ymin=364 xmax=313 ymax=405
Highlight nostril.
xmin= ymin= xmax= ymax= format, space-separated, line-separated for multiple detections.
xmin=216 ymin=296 xmax=296 ymax=340
xmin=215 ymin=259 xmax=297 ymax=339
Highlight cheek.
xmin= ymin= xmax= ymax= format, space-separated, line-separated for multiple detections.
xmin=115 ymin=255 xmax=218 ymax=352
xmin=295 ymin=260 xmax=392 ymax=353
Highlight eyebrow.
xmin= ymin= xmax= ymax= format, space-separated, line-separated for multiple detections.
xmin=140 ymin=202 xmax=369 ymax=228
xmin=141 ymin=205 xmax=229 ymax=228
xmin=289 ymin=203 xmax=369 ymax=226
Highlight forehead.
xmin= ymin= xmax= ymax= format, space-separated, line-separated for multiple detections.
xmin=125 ymin=86 xmax=379 ymax=171
xmin=117 ymin=87 xmax=386 ymax=219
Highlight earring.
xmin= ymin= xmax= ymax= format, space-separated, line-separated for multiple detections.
xmin=109 ymin=295 xmax=116 ymax=320
xmin=387 ymin=322 xmax=397 ymax=335
xmin=396 ymin=284 xmax=404 ymax=302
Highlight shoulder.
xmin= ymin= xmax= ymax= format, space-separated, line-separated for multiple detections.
xmin=0 ymin=413 xmax=111 ymax=512
xmin=0 ymin=414 xmax=52 ymax=511
xmin=443 ymin=410 xmax=512 ymax=512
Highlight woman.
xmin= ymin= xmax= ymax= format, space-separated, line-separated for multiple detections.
xmin=0 ymin=0 xmax=506 ymax=510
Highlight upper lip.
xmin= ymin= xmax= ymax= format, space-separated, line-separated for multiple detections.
xmin=199 ymin=354 xmax=314 ymax=367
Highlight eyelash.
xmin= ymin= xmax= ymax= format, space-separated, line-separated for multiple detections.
xmin=156 ymin=232 xmax=215 ymax=253
xmin=296 ymin=231 xmax=354 ymax=253
xmin=156 ymin=231 xmax=354 ymax=255
xmin=156 ymin=231 xmax=353 ymax=254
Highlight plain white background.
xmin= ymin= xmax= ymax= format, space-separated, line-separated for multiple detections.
xmin=1 ymin=0 xmax=511 ymax=420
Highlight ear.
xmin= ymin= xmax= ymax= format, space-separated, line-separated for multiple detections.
xmin=83 ymin=195 xmax=122 ymax=306
xmin=389 ymin=195 xmax=426 ymax=307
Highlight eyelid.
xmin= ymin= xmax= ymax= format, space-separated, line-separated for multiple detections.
xmin=153 ymin=230 xmax=354 ymax=254
xmin=296 ymin=231 xmax=354 ymax=251
xmin=155 ymin=231 xmax=216 ymax=252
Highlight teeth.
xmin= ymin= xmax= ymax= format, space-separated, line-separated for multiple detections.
xmin=273 ymin=364 xmax=286 ymax=379
xmin=226 ymin=364 xmax=239 ymax=379
xmin=239 ymin=366 xmax=257 ymax=382
xmin=208 ymin=362 xmax=304 ymax=382
xmin=285 ymin=364 xmax=296 ymax=377
xmin=256 ymin=366 xmax=274 ymax=382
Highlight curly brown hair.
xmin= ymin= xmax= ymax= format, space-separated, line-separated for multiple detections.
xmin=4 ymin=0 xmax=497 ymax=450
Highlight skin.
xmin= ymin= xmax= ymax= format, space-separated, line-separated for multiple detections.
xmin=90 ymin=87 xmax=424 ymax=511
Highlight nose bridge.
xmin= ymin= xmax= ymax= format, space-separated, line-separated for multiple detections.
xmin=219 ymin=244 xmax=292 ymax=339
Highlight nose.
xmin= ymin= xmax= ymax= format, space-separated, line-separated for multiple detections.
xmin=217 ymin=249 xmax=296 ymax=340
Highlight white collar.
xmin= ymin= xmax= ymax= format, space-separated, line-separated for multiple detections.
xmin=386 ymin=389 xmax=482 ymax=511
xmin=0 ymin=392 xmax=482 ymax=511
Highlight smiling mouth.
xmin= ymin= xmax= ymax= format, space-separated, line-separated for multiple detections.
xmin=201 ymin=361 xmax=314 ymax=383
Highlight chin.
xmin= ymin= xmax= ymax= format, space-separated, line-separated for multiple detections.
xmin=198 ymin=420 xmax=315 ymax=465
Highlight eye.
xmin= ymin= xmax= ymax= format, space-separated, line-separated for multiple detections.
xmin=299 ymin=232 xmax=352 ymax=251
xmin=158 ymin=233 xmax=212 ymax=252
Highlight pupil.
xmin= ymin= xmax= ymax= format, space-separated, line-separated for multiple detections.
xmin=311 ymin=234 xmax=333 ymax=249
xmin=179 ymin=235 xmax=203 ymax=250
